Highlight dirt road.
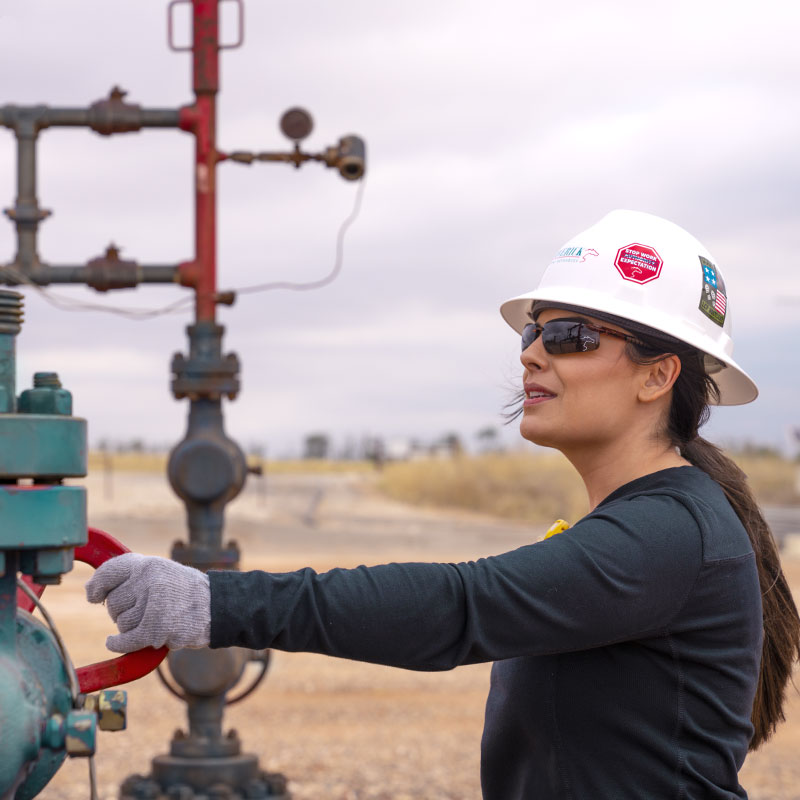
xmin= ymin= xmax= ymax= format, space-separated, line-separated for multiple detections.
xmin=35 ymin=472 xmax=800 ymax=799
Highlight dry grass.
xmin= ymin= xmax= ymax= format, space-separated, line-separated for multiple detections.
xmin=87 ymin=452 xmax=375 ymax=475
xmin=87 ymin=450 xmax=168 ymax=473
xmin=377 ymin=451 xmax=589 ymax=525
xmin=732 ymin=453 xmax=800 ymax=506
xmin=87 ymin=449 xmax=800 ymax=524
xmin=376 ymin=450 xmax=800 ymax=525
xmin=258 ymin=459 xmax=375 ymax=474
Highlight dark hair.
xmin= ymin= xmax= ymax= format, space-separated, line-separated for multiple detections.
xmin=626 ymin=334 xmax=800 ymax=751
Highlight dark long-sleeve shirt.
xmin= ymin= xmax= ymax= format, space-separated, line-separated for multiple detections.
xmin=209 ymin=466 xmax=762 ymax=799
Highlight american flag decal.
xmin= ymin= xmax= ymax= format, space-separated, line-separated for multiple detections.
xmin=698 ymin=256 xmax=727 ymax=327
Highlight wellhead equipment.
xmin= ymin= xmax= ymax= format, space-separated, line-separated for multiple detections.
xmin=0 ymin=2 xmax=365 ymax=797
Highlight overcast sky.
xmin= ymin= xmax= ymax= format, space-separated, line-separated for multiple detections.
xmin=1 ymin=0 xmax=799 ymax=457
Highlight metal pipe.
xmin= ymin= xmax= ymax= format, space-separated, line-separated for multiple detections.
xmin=16 ymin=127 xmax=35 ymax=206
xmin=42 ymin=265 xmax=180 ymax=286
xmin=185 ymin=694 xmax=226 ymax=742
xmin=0 ymin=553 xmax=17 ymax=648
xmin=0 ymin=105 xmax=181 ymax=131
xmin=8 ymin=117 xmax=46 ymax=274
xmin=190 ymin=0 xmax=220 ymax=323
xmin=44 ymin=107 xmax=181 ymax=129
xmin=2 ymin=103 xmax=184 ymax=286
xmin=15 ymin=230 xmax=38 ymax=273
xmin=0 ymin=106 xmax=180 ymax=133
xmin=0 ymin=263 xmax=180 ymax=289
xmin=138 ymin=267 xmax=181 ymax=283
xmin=0 ymin=105 xmax=46 ymax=131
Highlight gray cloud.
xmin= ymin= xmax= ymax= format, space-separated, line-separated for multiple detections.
xmin=1 ymin=0 xmax=799 ymax=454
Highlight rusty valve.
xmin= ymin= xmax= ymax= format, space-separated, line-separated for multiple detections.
xmin=85 ymin=244 xmax=138 ymax=291
xmin=88 ymin=87 xmax=143 ymax=136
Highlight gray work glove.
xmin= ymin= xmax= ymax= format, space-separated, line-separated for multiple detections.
xmin=85 ymin=553 xmax=211 ymax=653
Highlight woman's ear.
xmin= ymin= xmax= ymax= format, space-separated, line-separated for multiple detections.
xmin=638 ymin=355 xmax=682 ymax=404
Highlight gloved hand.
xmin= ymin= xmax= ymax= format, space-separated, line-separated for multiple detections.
xmin=85 ymin=553 xmax=211 ymax=653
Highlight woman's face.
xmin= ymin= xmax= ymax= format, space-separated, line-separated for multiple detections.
xmin=519 ymin=307 xmax=650 ymax=453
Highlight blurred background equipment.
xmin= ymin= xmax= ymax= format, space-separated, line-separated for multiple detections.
xmin=0 ymin=1 xmax=365 ymax=798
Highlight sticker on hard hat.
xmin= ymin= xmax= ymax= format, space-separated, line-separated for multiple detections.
xmin=614 ymin=243 xmax=663 ymax=284
xmin=699 ymin=256 xmax=727 ymax=327
xmin=550 ymin=246 xmax=599 ymax=265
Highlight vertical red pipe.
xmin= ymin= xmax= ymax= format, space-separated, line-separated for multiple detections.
xmin=191 ymin=0 xmax=219 ymax=322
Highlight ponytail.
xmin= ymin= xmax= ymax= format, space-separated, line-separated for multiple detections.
xmin=680 ymin=436 xmax=800 ymax=750
xmin=628 ymin=341 xmax=800 ymax=751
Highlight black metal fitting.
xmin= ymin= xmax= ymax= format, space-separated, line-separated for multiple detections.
xmin=168 ymin=321 xmax=247 ymax=557
xmin=168 ymin=409 xmax=246 ymax=503
xmin=170 ymin=536 xmax=240 ymax=571
xmin=171 ymin=324 xmax=240 ymax=402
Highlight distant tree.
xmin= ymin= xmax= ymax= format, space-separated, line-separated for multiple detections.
xmin=736 ymin=441 xmax=782 ymax=458
xmin=361 ymin=436 xmax=385 ymax=469
xmin=304 ymin=433 xmax=330 ymax=460
xmin=476 ymin=426 xmax=500 ymax=453
xmin=441 ymin=432 xmax=463 ymax=457
xmin=338 ymin=436 xmax=357 ymax=461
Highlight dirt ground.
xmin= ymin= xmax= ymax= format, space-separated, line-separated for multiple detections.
xmin=32 ymin=471 xmax=800 ymax=799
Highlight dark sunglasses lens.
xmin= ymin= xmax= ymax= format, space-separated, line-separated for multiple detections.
xmin=542 ymin=321 xmax=600 ymax=354
xmin=521 ymin=323 xmax=540 ymax=351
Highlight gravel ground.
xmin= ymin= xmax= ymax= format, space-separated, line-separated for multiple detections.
xmin=30 ymin=471 xmax=800 ymax=799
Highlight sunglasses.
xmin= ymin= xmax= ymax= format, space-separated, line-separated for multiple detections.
xmin=521 ymin=319 xmax=644 ymax=354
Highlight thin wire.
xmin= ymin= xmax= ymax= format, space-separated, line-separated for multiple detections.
xmin=156 ymin=662 xmax=186 ymax=701
xmin=234 ymin=177 xmax=366 ymax=295
xmin=224 ymin=657 xmax=269 ymax=706
xmin=1 ymin=178 xmax=366 ymax=318
xmin=16 ymin=577 xmax=81 ymax=702
xmin=88 ymin=754 xmax=99 ymax=800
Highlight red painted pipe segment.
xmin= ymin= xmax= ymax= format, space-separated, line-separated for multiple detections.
xmin=16 ymin=527 xmax=168 ymax=693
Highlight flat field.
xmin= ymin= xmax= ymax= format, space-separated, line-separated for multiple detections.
xmin=377 ymin=451 xmax=800 ymax=524
xmin=33 ymin=469 xmax=800 ymax=799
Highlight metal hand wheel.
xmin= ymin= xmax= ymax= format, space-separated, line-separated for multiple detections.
xmin=16 ymin=526 xmax=168 ymax=693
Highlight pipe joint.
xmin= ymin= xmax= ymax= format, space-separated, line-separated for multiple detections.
xmin=0 ymin=105 xmax=48 ymax=136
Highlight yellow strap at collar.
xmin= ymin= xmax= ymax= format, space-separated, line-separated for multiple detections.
xmin=544 ymin=519 xmax=571 ymax=539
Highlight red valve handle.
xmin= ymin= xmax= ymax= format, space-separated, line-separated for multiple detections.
xmin=16 ymin=527 xmax=168 ymax=693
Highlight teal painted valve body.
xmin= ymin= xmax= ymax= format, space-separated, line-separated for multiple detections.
xmin=0 ymin=566 xmax=76 ymax=799
xmin=0 ymin=290 xmax=93 ymax=798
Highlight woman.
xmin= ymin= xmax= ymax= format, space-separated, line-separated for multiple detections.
xmin=87 ymin=210 xmax=800 ymax=799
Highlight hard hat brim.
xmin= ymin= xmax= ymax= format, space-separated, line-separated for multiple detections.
xmin=500 ymin=291 xmax=758 ymax=406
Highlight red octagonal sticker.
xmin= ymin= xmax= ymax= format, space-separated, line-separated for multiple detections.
xmin=614 ymin=243 xmax=663 ymax=284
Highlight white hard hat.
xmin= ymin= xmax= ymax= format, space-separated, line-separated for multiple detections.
xmin=500 ymin=209 xmax=758 ymax=406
